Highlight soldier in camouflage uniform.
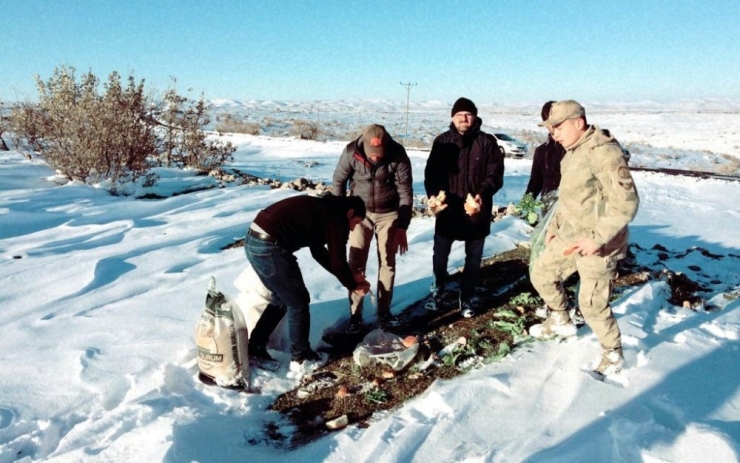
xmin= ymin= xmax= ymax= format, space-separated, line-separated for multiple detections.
xmin=529 ymin=100 xmax=639 ymax=375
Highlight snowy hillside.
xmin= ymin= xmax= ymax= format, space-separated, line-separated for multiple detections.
xmin=0 ymin=102 xmax=739 ymax=462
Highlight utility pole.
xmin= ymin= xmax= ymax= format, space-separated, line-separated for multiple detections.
xmin=400 ymin=82 xmax=417 ymax=146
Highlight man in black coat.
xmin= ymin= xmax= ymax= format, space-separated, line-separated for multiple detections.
xmin=524 ymin=101 xmax=566 ymax=214
xmin=424 ymin=97 xmax=505 ymax=317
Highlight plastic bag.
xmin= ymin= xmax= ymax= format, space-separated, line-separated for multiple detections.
xmin=529 ymin=198 xmax=559 ymax=276
xmin=194 ymin=277 xmax=249 ymax=388
xmin=233 ymin=266 xmax=288 ymax=352
xmin=353 ymin=329 xmax=419 ymax=371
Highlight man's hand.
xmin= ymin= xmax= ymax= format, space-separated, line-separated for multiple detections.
xmin=427 ymin=191 xmax=447 ymax=215
xmin=395 ymin=229 xmax=408 ymax=255
xmin=464 ymin=193 xmax=482 ymax=216
xmin=353 ymin=279 xmax=371 ymax=296
xmin=563 ymin=237 xmax=601 ymax=257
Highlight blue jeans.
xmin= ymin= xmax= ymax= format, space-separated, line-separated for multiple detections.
xmin=244 ymin=233 xmax=312 ymax=360
xmin=431 ymin=234 xmax=485 ymax=303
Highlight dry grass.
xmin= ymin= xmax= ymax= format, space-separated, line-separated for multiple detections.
xmin=717 ymin=154 xmax=740 ymax=175
xmin=216 ymin=117 xmax=261 ymax=135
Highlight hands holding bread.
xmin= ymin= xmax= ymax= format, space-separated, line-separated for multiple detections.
xmin=463 ymin=193 xmax=482 ymax=216
xmin=428 ymin=191 xmax=482 ymax=216
xmin=427 ymin=190 xmax=448 ymax=214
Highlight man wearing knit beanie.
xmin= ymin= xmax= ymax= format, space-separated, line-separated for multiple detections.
xmin=423 ymin=97 xmax=504 ymax=318
xmin=450 ymin=97 xmax=478 ymax=118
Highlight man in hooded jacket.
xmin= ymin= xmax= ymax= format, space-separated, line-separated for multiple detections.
xmin=424 ymin=97 xmax=504 ymax=317
xmin=332 ymin=124 xmax=413 ymax=332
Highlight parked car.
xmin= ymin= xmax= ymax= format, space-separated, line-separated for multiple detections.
xmin=493 ymin=133 xmax=527 ymax=158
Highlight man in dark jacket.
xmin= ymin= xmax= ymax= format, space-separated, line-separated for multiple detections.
xmin=244 ymin=194 xmax=371 ymax=373
xmin=525 ymin=101 xmax=566 ymax=213
xmin=332 ymin=124 xmax=413 ymax=332
xmin=424 ymin=97 xmax=505 ymax=317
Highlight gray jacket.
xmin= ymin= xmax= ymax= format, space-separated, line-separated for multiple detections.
xmin=332 ymin=135 xmax=413 ymax=229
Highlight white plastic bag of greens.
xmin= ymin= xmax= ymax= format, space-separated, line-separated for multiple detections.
xmin=194 ymin=276 xmax=249 ymax=388
xmin=529 ymin=197 xmax=559 ymax=276
xmin=353 ymin=329 xmax=419 ymax=371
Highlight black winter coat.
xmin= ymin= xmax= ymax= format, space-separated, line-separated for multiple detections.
xmin=332 ymin=135 xmax=413 ymax=229
xmin=525 ymin=136 xmax=565 ymax=199
xmin=424 ymin=118 xmax=504 ymax=240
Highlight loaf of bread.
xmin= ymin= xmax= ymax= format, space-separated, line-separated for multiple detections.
xmin=427 ymin=190 xmax=448 ymax=213
xmin=464 ymin=193 xmax=481 ymax=215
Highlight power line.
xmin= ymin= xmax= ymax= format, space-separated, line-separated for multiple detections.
xmin=400 ymin=82 xmax=417 ymax=146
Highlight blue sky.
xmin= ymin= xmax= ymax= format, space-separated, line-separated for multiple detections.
xmin=2 ymin=0 xmax=739 ymax=104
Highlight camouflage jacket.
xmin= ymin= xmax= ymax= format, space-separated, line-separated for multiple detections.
xmin=547 ymin=125 xmax=639 ymax=257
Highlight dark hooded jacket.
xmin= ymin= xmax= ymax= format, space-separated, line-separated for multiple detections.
xmin=332 ymin=134 xmax=413 ymax=230
xmin=525 ymin=135 xmax=566 ymax=199
xmin=252 ymin=195 xmax=362 ymax=290
xmin=424 ymin=117 xmax=504 ymax=240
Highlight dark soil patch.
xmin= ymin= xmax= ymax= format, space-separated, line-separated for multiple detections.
xmin=269 ymin=246 xmax=537 ymax=444
xmin=262 ymin=243 xmax=711 ymax=446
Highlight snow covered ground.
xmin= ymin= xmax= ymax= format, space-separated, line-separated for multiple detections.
xmin=1 ymin=101 xmax=739 ymax=462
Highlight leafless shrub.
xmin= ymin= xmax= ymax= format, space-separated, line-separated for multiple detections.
xmin=0 ymin=100 xmax=11 ymax=151
xmin=717 ymin=154 xmax=740 ymax=175
xmin=154 ymin=85 xmax=236 ymax=171
xmin=10 ymin=66 xmax=157 ymax=186
xmin=9 ymin=66 xmax=235 ymax=188
xmin=290 ymin=119 xmax=321 ymax=140
xmin=216 ymin=116 xmax=261 ymax=135
xmin=516 ymin=129 xmax=547 ymax=148
xmin=262 ymin=116 xmax=279 ymax=127
xmin=8 ymin=102 xmax=45 ymax=157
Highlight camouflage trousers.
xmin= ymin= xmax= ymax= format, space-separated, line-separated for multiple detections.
xmin=530 ymin=235 xmax=622 ymax=350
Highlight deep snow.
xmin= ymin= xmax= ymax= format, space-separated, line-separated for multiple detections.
xmin=1 ymin=101 xmax=739 ymax=463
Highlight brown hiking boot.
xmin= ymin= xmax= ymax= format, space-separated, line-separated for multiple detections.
xmin=595 ymin=347 xmax=624 ymax=376
xmin=529 ymin=310 xmax=577 ymax=338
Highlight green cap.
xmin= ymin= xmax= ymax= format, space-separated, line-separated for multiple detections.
xmin=538 ymin=100 xmax=585 ymax=126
